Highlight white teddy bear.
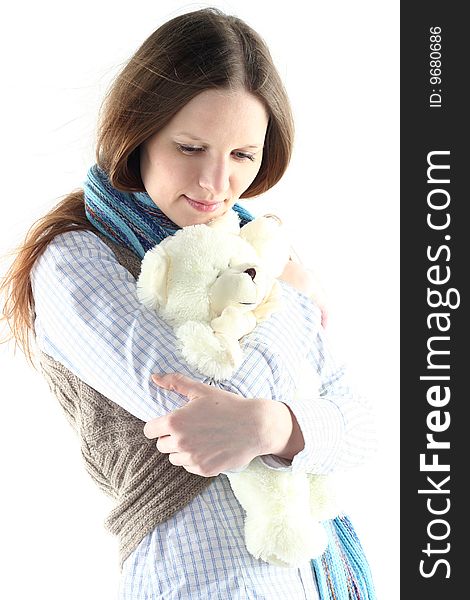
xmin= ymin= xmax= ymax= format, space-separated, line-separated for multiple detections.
xmin=136 ymin=209 xmax=287 ymax=381
xmin=136 ymin=209 xmax=339 ymax=567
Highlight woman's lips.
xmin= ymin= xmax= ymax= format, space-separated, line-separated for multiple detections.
xmin=184 ymin=195 xmax=223 ymax=212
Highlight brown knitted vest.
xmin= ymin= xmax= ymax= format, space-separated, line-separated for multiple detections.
xmin=36 ymin=230 xmax=214 ymax=568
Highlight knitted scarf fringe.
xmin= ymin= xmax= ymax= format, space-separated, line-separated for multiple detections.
xmin=83 ymin=164 xmax=377 ymax=600
xmin=312 ymin=516 xmax=376 ymax=599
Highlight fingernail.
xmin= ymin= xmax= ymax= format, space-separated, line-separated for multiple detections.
xmin=151 ymin=374 xmax=164 ymax=383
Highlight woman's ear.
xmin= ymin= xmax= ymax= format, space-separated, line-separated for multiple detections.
xmin=136 ymin=245 xmax=170 ymax=310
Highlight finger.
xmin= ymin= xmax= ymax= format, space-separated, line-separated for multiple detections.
xmin=143 ymin=415 xmax=170 ymax=439
xmin=182 ymin=464 xmax=204 ymax=476
xmin=151 ymin=372 xmax=207 ymax=401
xmin=168 ymin=452 xmax=192 ymax=467
xmin=182 ymin=464 xmax=220 ymax=478
xmin=155 ymin=435 xmax=177 ymax=454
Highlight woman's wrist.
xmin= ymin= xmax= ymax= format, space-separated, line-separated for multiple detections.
xmin=257 ymin=399 xmax=305 ymax=461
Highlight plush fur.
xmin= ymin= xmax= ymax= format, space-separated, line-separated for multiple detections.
xmin=136 ymin=210 xmax=339 ymax=567
xmin=136 ymin=210 xmax=287 ymax=380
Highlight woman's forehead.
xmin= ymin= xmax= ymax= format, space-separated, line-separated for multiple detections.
xmin=166 ymin=89 xmax=269 ymax=144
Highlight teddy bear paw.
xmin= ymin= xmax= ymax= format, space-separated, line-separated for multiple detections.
xmin=176 ymin=321 xmax=242 ymax=380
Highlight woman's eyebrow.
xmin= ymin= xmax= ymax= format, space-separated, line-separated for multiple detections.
xmin=175 ymin=132 xmax=263 ymax=149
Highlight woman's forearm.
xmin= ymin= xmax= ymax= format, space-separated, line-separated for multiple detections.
xmin=259 ymin=399 xmax=305 ymax=461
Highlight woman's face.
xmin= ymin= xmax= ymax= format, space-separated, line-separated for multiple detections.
xmin=139 ymin=88 xmax=269 ymax=227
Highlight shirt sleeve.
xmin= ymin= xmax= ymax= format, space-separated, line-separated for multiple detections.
xmin=31 ymin=230 xmax=202 ymax=422
xmin=256 ymin=292 xmax=377 ymax=475
xmin=284 ymin=328 xmax=377 ymax=475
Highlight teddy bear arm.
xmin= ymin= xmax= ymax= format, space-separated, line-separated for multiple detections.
xmin=211 ymin=306 xmax=257 ymax=339
xmin=252 ymin=280 xmax=281 ymax=322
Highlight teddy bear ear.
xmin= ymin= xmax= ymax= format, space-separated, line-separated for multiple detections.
xmin=136 ymin=245 xmax=170 ymax=310
xmin=240 ymin=216 xmax=291 ymax=277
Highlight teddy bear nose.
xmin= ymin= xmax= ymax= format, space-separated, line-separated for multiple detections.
xmin=244 ymin=268 xmax=256 ymax=281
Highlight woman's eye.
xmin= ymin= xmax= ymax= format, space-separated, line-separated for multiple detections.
xmin=176 ymin=144 xmax=203 ymax=154
xmin=233 ymin=151 xmax=255 ymax=162
xmin=176 ymin=144 xmax=255 ymax=162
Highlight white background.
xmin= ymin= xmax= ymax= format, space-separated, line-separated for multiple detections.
xmin=0 ymin=1 xmax=399 ymax=598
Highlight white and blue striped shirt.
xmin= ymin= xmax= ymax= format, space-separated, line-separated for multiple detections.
xmin=30 ymin=230 xmax=376 ymax=600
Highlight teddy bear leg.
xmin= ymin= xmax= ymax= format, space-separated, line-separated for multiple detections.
xmin=228 ymin=461 xmax=329 ymax=568
xmin=308 ymin=474 xmax=342 ymax=521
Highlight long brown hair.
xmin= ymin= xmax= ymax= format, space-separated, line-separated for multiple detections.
xmin=0 ymin=7 xmax=294 ymax=367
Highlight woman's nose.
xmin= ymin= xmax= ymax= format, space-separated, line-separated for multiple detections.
xmin=198 ymin=156 xmax=231 ymax=198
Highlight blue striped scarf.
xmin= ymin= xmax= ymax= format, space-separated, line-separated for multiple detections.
xmin=83 ymin=164 xmax=253 ymax=258
xmin=83 ymin=164 xmax=376 ymax=599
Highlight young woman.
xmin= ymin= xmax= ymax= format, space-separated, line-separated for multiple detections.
xmin=1 ymin=7 xmax=376 ymax=599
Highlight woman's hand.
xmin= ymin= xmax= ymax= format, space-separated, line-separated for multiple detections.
xmin=279 ymin=260 xmax=314 ymax=295
xmin=144 ymin=373 xmax=270 ymax=477
xmin=279 ymin=260 xmax=328 ymax=327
